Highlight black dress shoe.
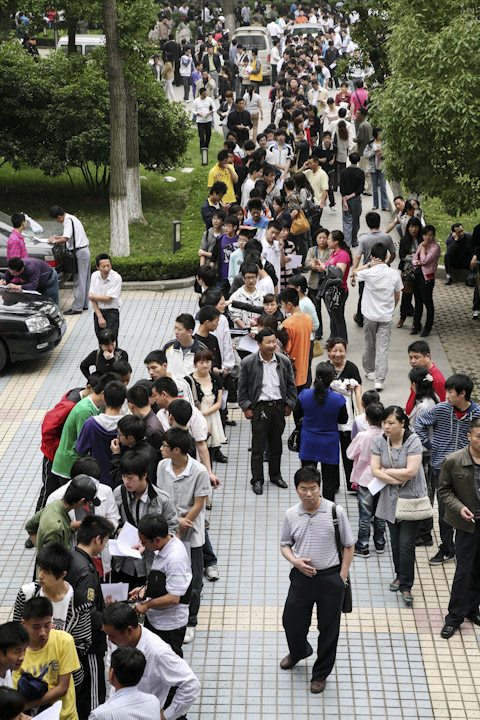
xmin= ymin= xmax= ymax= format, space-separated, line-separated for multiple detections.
xmin=441 ymin=624 xmax=456 ymax=639
xmin=225 ymin=419 xmax=237 ymax=426
xmin=467 ymin=613 xmax=480 ymax=626
xmin=410 ymin=325 xmax=421 ymax=335
xmin=24 ymin=538 xmax=34 ymax=549
xmin=64 ymin=309 xmax=82 ymax=315
xmin=420 ymin=329 xmax=431 ymax=337
xmin=252 ymin=481 xmax=263 ymax=495
xmin=214 ymin=450 xmax=228 ymax=463
xmin=445 ymin=276 xmax=453 ymax=286
xmin=270 ymin=476 xmax=287 ymax=488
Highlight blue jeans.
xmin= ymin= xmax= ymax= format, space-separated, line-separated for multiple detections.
xmin=356 ymin=486 xmax=386 ymax=549
xmin=388 ymin=519 xmax=420 ymax=591
xmin=43 ymin=268 xmax=59 ymax=305
xmin=370 ymin=170 xmax=388 ymax=209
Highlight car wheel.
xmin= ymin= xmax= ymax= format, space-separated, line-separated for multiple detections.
xmin=0 ymin=338 xmax=8 ymax=372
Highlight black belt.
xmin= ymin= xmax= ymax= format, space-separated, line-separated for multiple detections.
xmin=293 ymin=564 xmax=341 ymax=577
xmin=257 ymin=399 xmax=283 ymax=406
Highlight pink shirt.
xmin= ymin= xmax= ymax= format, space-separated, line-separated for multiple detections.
xmin=346 ymin=425 xmax=383 ymax=486
xmin=7 ymin=229 xmax=28 ymax=262
xmin=351 ymin=88 xmax=368 ymax=115
xmin=412 ymin=240 xmax=441 ymax=280
xmin=325 ymin=248 xmax=351 ymax=290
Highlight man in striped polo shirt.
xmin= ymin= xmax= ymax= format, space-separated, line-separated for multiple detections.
xmin=352 ymin=242 xmax=403 ymax=391
xmin=280 ymin=466 xmax=354 ymax=694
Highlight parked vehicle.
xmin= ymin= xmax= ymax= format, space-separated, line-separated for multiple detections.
xmin=56 ymin=34 xmax=106 ymax=55
xmin=0 ymin=288 xmax=66 ymax=372
xmin=0 ymin=211 xmax=65 ymax=285
xmin=291 ymin=23 xmax=325 ymax=37
xmin=231 ymin=27 xmax=272 ymax=81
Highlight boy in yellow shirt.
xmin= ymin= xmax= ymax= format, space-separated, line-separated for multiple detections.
xmin=13 ymin=597 xmax=80 ymax=720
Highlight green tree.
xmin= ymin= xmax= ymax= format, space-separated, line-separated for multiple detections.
xmin=375 ymin=0 xmax=480 ymax=214
xmin=339 ymin=1 xmax=390 ymax=85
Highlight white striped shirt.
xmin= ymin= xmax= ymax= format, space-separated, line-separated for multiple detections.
xmin=88 ymin=686 xmax=160 ymax=720
xmin=356 ymin=263 xmax=403 ymax=323
xmin=281 ymin=499 xmax=354 ymax=570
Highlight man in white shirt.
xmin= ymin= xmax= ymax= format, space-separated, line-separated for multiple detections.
xmin=266 ymin=129 xmax=294 ymax=182
xmin=102 ymin=602 xmax=200 ymax=719
xmin=163 ymin=313 xmax=207 ymax=379
xmin=192 ymin=86 xmax=215 ymax=149
xmin=88 ymin=645 xmax=160 ymax=720
xmin=88 ymin=253 xmax=122 ymax=339
xmin=353 ymin=243 xmax=403 ymax=391
xmin=48 ymin=205 xmax=91 ymax=315
xmin=261 ymin=220 xmax=282 ymax=291
xmin=229 ymin=263 xmax=265 ymax=329
xmin=267 ymin=17 xmax=280 ymax=37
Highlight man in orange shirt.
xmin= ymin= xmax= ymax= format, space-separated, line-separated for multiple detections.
xmin=279 ymin=288 xmax=313 ymax=393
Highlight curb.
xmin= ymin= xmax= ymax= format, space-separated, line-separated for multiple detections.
xmin=64 ymin=276 xmax=195 ymax=291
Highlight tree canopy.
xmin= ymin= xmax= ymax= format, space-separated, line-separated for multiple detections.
xmin=0 ymin=41 xmax=190 ymax=192
xmin=371 ymin=0 xmax=480 ymax=214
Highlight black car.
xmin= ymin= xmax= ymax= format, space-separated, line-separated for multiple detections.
xmin=0 ymin=287 xmax=66 ymax=372
xmin=0 ymin=211 xmax=65 ymax=284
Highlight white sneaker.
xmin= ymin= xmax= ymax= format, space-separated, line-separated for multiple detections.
xmin=473 ymin=311 xmax=479 ymax=319
xmin=365 ymin=371 xmax=375 ymax=381
xmin=183 ymin=627 xmax=195 ymax=644
xmin=205 ymin=565 xmax=220 ymax=581
xmin=374 ymin=381 xmax=384 ymax=391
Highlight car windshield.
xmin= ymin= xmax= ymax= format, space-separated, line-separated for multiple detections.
xmin=234 ymin=35 xmax=267 ymax=50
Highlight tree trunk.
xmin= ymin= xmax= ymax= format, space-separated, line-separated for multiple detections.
xmin=125 ymin=81 xmax=147 ymax=224
xmin=67 ymin=17 xmax=77 ymax=56
xmin=223 ymin=0 xmax=236 ymax=36
xmin=103 ymin=0 xmax=130 ymax=256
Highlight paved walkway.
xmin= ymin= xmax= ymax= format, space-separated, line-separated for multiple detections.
xmin=1 ymin=166 xmax=479 ymax=719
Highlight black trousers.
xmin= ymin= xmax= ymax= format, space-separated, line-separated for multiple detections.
xmin=327 ymin=170 xmax=336 ymax=206
xmin=76 ymin=652 xmax=106 ymax=720
xmin=35 ymin=456 xmax=53 ymax=511
xmin=283 ymin=567 xmax=344 ymax=681
xmin=355 ymin=280 xmax=365 ymax=325
xmin=339 ymin=430 xmax=353 ymax=490
xmin=301 ymin=460 xmax=340 ymax=501
xmin=399 ymin=289 xmax=414 ymax=322
xmin=417 ymin=459 xmax=435 ymax=541
xmin=446 ymin=523 xmax=480 ymax=626
xmin=144 ymin=616 xmax=186 ymax=658
xmin=308 ymin=288 xmax=324 ymax=338
xmin=250 ymin=401 xmax=285 ymax=485
xmin=110 ymin=568 xmax=146 ymax=592
xmin=444 ymin=245 xmax=472 ymax=275
xmin=413 ymin=276 xmax=435 ymax=332
xmin=94 ymin=309 xmax=120 ymax=340
xmin=197 ymin=121 xmax=212 ymax=148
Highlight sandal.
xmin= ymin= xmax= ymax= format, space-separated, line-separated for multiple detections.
xmin=402 ymin=591 xmax=414 ymax=606
xmin=397 ymin=319 xmax=405 ymax=328
xmin=389 ymin=579 xmax=400 ymax=592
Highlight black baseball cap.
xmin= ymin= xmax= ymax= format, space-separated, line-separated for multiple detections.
xmin=70 ymin=474 xmax=101 ymax=506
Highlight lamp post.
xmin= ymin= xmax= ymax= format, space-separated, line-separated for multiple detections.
xmin=201 ymin=147 xmax=209 ymax=166
xmin=172 ymin=220 xmax=181 ymax=254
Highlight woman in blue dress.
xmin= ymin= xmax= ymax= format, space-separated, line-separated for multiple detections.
xmin=293 ymin=362 xmax=348 ymax=500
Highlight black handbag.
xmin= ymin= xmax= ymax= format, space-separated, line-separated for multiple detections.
xmin=287 ymin=418 xmax=302 ymax=452
xmin=17 ymin=667 xmax=49 ymax=701
xmin=465 ymin=269 xmax=477 ymax=288
xmin=332 ymin=504 xmax=352 ymax=613
xmin=63 ymin=219 xmax=78 ymax=275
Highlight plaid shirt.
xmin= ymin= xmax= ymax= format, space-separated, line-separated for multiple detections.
xmin=7 ymin=230 xmax=28 ymax=261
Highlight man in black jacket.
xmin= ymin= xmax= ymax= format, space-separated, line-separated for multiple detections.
xmin=66 ymin=515 xmax=113 ymax=720
xmin=202 ymin=44 xmax=221 ymax=97
xmin=238 ymin=328 xmax=297 ymax=495
xmin=227 ymin=98 xmax=253 ymax=148
xmin=340 ymin=152 xmax=365 ymax=248
xmin=163 ymin=33 xmax=181 ymax=85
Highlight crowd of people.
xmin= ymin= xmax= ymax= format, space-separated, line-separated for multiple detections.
xmin=3 ymin=2 xmax=480 ymax=718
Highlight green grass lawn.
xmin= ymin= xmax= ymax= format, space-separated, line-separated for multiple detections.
xmin=0 ymin=130 xmax=224 ymax=279
xmin=421 ymin=196 xmax=480 ymax=253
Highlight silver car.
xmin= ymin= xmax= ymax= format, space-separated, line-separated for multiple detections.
xmin=0 ymin=211 xmax=65 ymax=285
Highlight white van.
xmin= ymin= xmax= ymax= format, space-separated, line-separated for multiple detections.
xmin=231 ymin=26 xmax=272 ymax=81
xmin=56 ymin=34 xmax=106 ymax=55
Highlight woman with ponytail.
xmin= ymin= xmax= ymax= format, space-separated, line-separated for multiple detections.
xmin=293 ymin=362 xmax=348 ymax=500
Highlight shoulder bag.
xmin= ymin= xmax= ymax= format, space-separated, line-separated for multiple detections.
xmin=386 ymin=439 xmax=433 ymax=522
xmin=332 ymin=504 xmax=352 ymax=613
xmin=290 ymin=209 xmax=310 ymax=235
xmin=63 ymin=218 xmax=78 ymax=275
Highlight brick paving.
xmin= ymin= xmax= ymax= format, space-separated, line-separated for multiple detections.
xmin=0 ymin=211 xmax=480 ymax=718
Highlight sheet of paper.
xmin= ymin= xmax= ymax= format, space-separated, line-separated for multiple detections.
xmin=33 ymin=236 xmax=51 ymax=243
xmin=108 ymin=540 xmax=128 ymax=557
xmin=288 ymin=254 xmax=303 ymax=269
xmin=237 ymin=333 xmax=259 ymax=353
xmin=35 ymin=703 xmax=62 ymax=720
xmin=101 ymin=583 xmax=129 ymax=602
xmin=117 ymin=522 xmax=142 ymax=558
xmin=367 ymin=477 xmax=387 ymax=496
